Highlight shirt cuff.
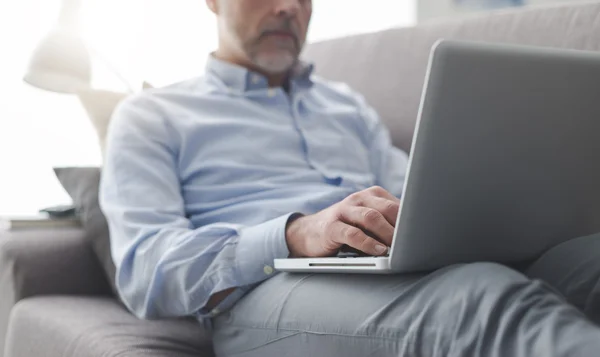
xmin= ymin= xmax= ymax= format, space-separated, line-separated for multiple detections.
xmin=235 ymin=212 xmax=298 ymax=286
xmin=196 ymin=285 xmax=250 ymax=328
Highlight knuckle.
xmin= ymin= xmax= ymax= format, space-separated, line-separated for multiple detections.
xmin=385 ymin=201 xmax=398 ymax=213
xmin=369 ymin=185 xmax=386 ymax=195
xmin=346 ymin=192 xmax=363 ymax=206
xmin=329 ymin=204 xmax=345 ymax=220
xmin=357 ymin=234 xmax=371 ymax=250
xmin=363 ymin=209 xmax=381 ymax=224
xmin=344 ymin=226 xmax=362 ymax=240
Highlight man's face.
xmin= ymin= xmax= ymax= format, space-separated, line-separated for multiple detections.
xmin=209 ymin=0 xmax=312 ymax=74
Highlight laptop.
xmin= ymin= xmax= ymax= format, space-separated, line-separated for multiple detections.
xmin=274 ymin=39 xmax=600 ymax=274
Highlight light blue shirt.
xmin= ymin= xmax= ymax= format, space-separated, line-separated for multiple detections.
xmin=100 ymin=56 xmax=409 ymax=325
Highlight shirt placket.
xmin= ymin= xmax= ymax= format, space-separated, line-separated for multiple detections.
xmin=288 ymin=91 xmax=315 ymax=170
xmin=289 ymin=88 xmax=343 ymax=186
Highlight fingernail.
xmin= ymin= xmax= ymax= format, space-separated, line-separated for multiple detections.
xmin=375 ymin=245 xmax=388 ymax=255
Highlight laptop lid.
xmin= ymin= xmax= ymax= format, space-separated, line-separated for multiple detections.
xmin=389 ymin=40 xmax=600 ymax=272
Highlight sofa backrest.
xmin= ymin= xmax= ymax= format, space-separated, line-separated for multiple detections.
xmin=303 ymin=1 xmax=600 ymax=152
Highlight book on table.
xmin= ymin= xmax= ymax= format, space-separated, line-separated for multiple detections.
xmin=0 ymin=214 xmax=81 ymax=231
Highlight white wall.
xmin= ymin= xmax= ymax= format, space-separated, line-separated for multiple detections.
xmin=418 ymin=0 xmax=584 ymax=22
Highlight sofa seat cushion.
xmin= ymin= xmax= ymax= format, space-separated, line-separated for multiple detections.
xmin=5 ymin=296 xmax=214 ymax=357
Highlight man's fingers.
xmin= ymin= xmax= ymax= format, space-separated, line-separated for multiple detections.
xmin=338 ymin=206 xmax=394 ymax=246
xmin=334 ymin=223 xmax=389 ymax=256
xmin=367 ymin=186 xmax=400 ymax=203
xmin=355 ymin=196 xmax=399 ymax=226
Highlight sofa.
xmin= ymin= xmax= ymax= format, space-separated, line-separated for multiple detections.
xmin=3 ymin=1 xmax=600 ymax=356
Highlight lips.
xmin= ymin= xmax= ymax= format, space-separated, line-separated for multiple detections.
xmin=262 ymin=30 xmax=296 ymax=40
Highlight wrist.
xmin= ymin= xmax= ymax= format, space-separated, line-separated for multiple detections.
xmin=285 ymin=213 xmax=305 ymax=258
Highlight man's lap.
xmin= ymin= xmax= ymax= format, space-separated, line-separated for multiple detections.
xmin=525 ymin=232 xmax=600 ymax=322
xmin=212 ymin=265 xmax=487 ymax=356
xmin=212 ymin=233 xmax=600 ymax=357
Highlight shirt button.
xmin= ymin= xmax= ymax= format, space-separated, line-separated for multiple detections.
xmin=252 ymin=75 xmax=261 ymax=84
xmin=263 ymin=265 xmax=274 ymax=275
xmin=212 ymin=308 xmax=220 ymax=316
xmin=267 ymin=89 xmax=277 ymax=97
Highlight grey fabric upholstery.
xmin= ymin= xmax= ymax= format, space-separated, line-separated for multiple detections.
xmin=54 ymin=167 xmax=118 ymax=294
xmin=4 ymin=297 xmax=213 ymax=357
xmin=0 ymin=228 xmax=111 ymax=356
xmin=302 ymin=0 xmax=600 ymax=152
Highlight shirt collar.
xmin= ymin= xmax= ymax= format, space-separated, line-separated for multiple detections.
xmin=204 ymin=54 xmax=314 ymax=92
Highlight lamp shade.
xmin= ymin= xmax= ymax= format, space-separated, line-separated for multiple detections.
xmin=23 ymin=29 xmax=92 ymax=94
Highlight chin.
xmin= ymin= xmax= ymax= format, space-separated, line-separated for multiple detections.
xmin=253 ymin=52 xmax=297 ymax=74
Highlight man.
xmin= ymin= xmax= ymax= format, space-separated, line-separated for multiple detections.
xmin=100 ymin=0 xmax=600 ymax=356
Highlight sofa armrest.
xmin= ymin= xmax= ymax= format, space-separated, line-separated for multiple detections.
xmin=0 ymin=227 xmax=112 ymax=298
xmin=0 ymin=227 xmax=113 ymax=356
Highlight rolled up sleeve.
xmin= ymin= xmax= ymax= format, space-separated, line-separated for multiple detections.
xmin=101 ymin=94 xmax=295 ymax=321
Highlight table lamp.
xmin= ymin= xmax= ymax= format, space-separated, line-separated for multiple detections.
xmin=23 ymin=0 xmax=133 ymax=93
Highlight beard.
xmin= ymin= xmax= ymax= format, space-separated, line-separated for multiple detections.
xmin=244 ymin=18 xmax=302 ymax=74
xmin=249 ymin=46 xmax=298 ymax=74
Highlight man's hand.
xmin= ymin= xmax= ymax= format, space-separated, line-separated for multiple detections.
xmin=285 ymin=186 xmax=400 ymax=258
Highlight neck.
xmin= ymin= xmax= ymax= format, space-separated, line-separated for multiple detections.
xmin=266 ymin=72 xmax=289 ymax=88
xmin=213 ymin=49 xmax=290 ymax=88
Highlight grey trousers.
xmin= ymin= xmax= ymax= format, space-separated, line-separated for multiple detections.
xmin=212 ymin=233 xmax=600 ymax=357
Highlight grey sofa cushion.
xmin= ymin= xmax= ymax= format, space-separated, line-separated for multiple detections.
xmin=0 ymin=228 xmax=112 ymax=357
xmin=5 ymin=296 xmax=214 ymax=357
xmin=54 ymin=167 xmax=118 ymax=295
xmin=303 ymin=1 xmax=600 ymax=153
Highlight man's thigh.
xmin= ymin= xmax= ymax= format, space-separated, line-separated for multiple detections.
xmin=212 ymin=262 xmax=592 ymax=357
xmin=525 ymin=232 xmax=600 ymax=323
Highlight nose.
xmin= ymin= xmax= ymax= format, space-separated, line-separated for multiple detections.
xmin=273 ymin=0 xmax=301 ymax=17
